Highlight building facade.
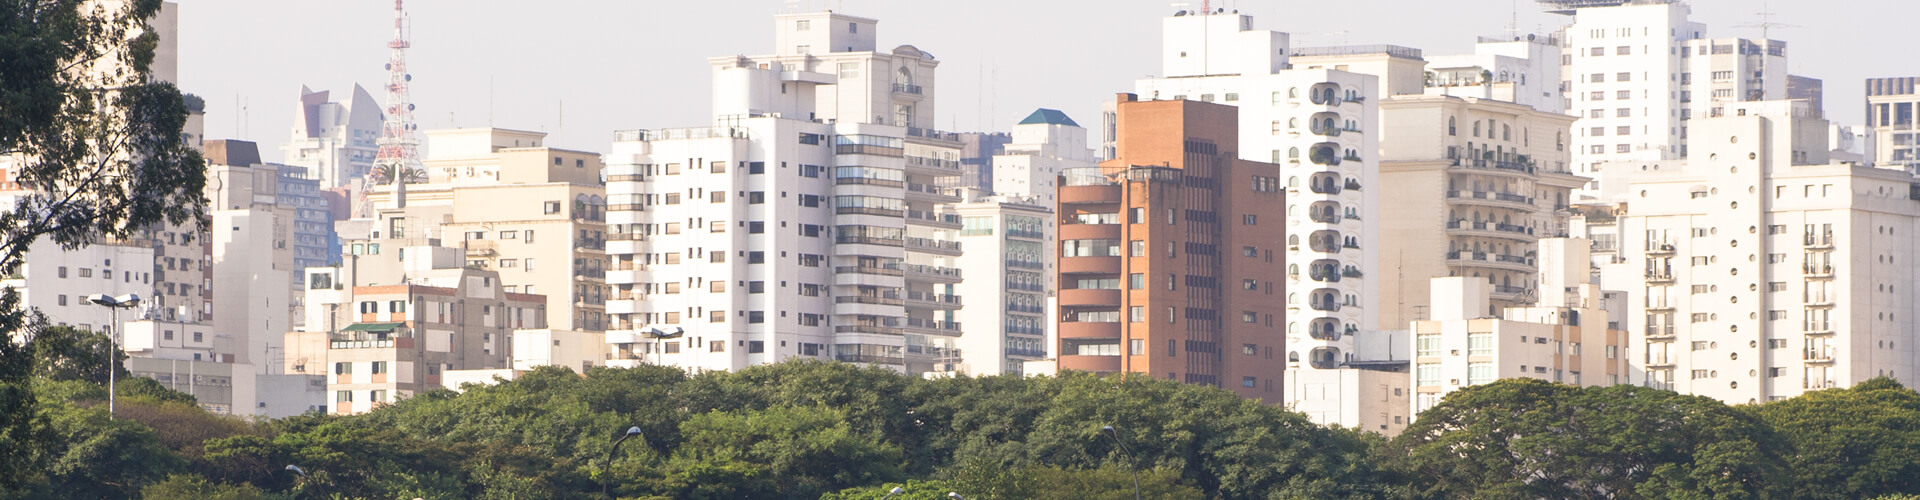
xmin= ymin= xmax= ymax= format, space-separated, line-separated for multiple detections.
xmin=283 ymin=84 xmax=382 ymax=190
xmin=951 ymin=195 xmax=1052 ymax=376
xmin=1056 ymin=95 xmax=1286 ymax=400
xmin=1865 ymin=77 xmax=1920 ymax=173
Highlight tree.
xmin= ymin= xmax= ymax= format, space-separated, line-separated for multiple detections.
xmin=369 ymin=164 xmax=424 ymax=185
xmin=1386 ymin=379 xmax=1788 ymax=499
xmin=28 ymin=324 xmax=128 ymax=385
xmin=0 ymin=0 xmax=207 ymax=493
xmin=1746 ymin=377 xmax=1920 ymax=499
xmin=657 ymin=404 xmax=905 ymax=499
xmin=140 ymin=474 xmax=279 ymax=500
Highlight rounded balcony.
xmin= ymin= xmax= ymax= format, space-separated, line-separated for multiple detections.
xmin=1308 ymin=172 xmax=1343 ymax=195
xmin=1309 ymin=112 xmax=1342 ymax=137
xmin=1309 ymin=230 xmax=1342 ymax=253
xmin=1058 ymin=288 xmax=1122 ymax=308
xmin=1309 ymin=82 xmax=1341 ymax=106
xmin=1060 ymin=185 xmax=1121 ymax=204
xmin=1308 ymin=346 xmax=1342 ymax=369
xmin=1060 ymin=255 xmax=1122 ymax=275
xmin=1308 ymin=288 xmax=1342 ymax=312
xmin=1308 ymin=318 xmax=1343 ymax=341
xmin=1308 ymin=143 xmax=1341 ymax=166
xmin=1059 ymin=223 xmax=1122 ymax=241
xmin=1059 ymin=320 xmax=1122 ymax=339
xmin=1309 ymin=201 xmax=1342 ymax=224
xmin=1308 ymin=259 xmax=1342 ymax=283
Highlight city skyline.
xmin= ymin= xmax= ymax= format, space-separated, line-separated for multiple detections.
xmin=178 ymin=0 xmax=1917 ymax=158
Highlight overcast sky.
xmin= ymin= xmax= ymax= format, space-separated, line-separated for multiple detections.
xmin=177 ymin=0 xmax=1918 ymax=158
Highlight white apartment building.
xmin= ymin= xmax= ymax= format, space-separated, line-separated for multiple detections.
xmin=1411 ymin=239 xmax=1629 ymax=424
xmin=1865 ymin=77 xmax=1920 ymax=173
xmin=1593 ymin=102 xmax=1920 ymax=403
xmin=604 ymin=11 xmax=966 ymax=375
xmin=1126 ymin=11 xmax=1380 ymax=426
xmin=1424 ymin=35 xmax=1566 ymax=114
xmin=950 ymin=195 xmax=1051 ymax=376
xmin=991 ymin=109 xmax=1095 ymax=205
xmin=283 ymin=84 xmax=382 ymax=189
xmin=1378 ymin=95 xmax=1583 ymax=328
xmin=204 ymin=140 xmax=299 ymax=374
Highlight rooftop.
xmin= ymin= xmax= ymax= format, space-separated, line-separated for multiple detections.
xmin=1018 ymin=108 xmax=1080 ymax=127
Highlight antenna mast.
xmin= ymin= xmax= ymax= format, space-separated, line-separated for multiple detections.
xmin=371 ymin=0 xmax=423 ymax=202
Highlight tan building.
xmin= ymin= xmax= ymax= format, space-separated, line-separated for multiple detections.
xmin=287 ymin=250 xmax=545 ymax=414
xmin=1378 ymin=95 xmax=1584 ymax=327
xmin=361 ymin=128 xmax=609 ymax=332
xmin=1056 ymin=94 xmax=1287 ymax=400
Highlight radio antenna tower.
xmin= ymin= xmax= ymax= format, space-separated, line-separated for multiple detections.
xmin=369 ymin=0 xmax=422 ymax=212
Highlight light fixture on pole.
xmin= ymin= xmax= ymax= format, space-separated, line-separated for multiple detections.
xmin=85 ymin=293 xmax=139 ymax=419
xmin=1102 ymin=425 xmax=1142 ymax=500
xmin=880 ymin=486 xmax=905 ymax=499
xmin=604 ymin=426 xmax=643 ymax=499
xmin=946 ymin=493 xmax=966 ymax=500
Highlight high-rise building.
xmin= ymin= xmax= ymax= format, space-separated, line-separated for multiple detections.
xmin=1129 ymin=11 xmax=1381 ymax=417
xmin=1055 ymin=94 xmax=1286 ymax=400
xmin=1589 ymin=101 xmax=1920 ymax=402
xmin=1864 ymin=77 xmax=1920 ymax=173
xmin=958 ymin=132 xmax=1010 ymax=192
xmin=1377 ymin=95 xmax=1583 ymax=328
xmin=1423 ymin=35 xmax=1566 ymax=114
xmin=204 ymin=140 xmax=299 ymax=374
xmin=604 ymin=11 xmax=966 ymax=374
xmin=951 ymin=194 xmax=1052 ymax=376
xmin=283 ymin=85 xmax=382 ymax=190
xmin=1410 ymin=238 xmax=1629 ymax=426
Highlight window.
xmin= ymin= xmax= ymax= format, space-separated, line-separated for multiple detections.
xmin=1467 ymin=332 xmax=1492 ymax=355
xmin=337 ymin=390 xmax=353 ymax=403
xmin=1128 ymin=273 xmax=1145 ymax=290
xmin=1242 ymin=377 xmax=1256 ymax=388
xmin=1416 ymin=363 xmax=1442 ymax=386
xmin=1416 ymin=334 xmax=1441 ymax=357
xmin=1129 ymin=339 xmax=1145 ymax=355
xmin=1242 ymin=214 xmax=1257 ymax=225
xmin=370 ymin=361 xmax=387 ymax=374
xmin=1615 ymin=45 xmax=1630 ymax=55
xmin=1129 ymin=306 xmax=1145 ymax=322
xmin=334 ymin=362 xmax=352 ymax=375
xmin=1468 ymin=362 xmax=1493 ymax=385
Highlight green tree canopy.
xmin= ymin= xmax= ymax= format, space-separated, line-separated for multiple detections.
xmin=1746 ymin=377 xmax=1920 ymax=499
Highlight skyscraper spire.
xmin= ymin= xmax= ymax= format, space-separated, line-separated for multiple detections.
xmin=371 ymin=0 xmax=421 ymax=203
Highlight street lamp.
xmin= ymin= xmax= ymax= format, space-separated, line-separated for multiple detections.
xmin=1101 ymin=425 xmax=1142 ymax=500
xmin=880 ymin=487 xmax=905 ymax=500
xmin=604 ymin=426 xmax=643 ymax=499
xmin=86 ymin=293 xmax=139 ymax=419
xmin=946 ymin=493 xmax=965 ymax=500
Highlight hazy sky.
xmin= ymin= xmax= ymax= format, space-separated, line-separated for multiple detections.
xmin=176 ymin=0 xmax=1918 ymax=158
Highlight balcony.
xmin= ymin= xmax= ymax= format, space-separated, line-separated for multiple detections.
xmin=1308 ymin=172 xmax=1343 ymax=195
xmin=905 ymin=237 xmax=962 ymax=255
xmin=1059 ymin=320 xmax=1121 ymax=339
xmin=1645 ymin=325 xmax=1676 ymax=340
xmin=905 ymin=155 xmax=961 ymax=175
xmin=1007 ymin=229 xmax=1045 ymax=240
xmin=1804 ymin=264 xmax=1835 ymax=279
xmin=902 ymin=263 xmax=962 ymax=282
xmin=1805 ymin=296 xmax=1836 ymax=308
xmin=1805 ymin=323 xmax=1834 ymax=335
xmin=1445 ymin=190 xmax=1535 ymax=210
xmin=1645 ymin=300 xmax=1676 ymax=312
xmin=836 ymin=206 xmax=904 ymax=218
xmin=836 ymin=265 xmax=904 ymax=277
xmin=1804 ymin=235 xmax=1835 ymax=249
xmin=1059 ymin=288 xmax=1121 ymax=308
xmin=892 ymin=83 xmax=923 ymax=95
xmin=1446 ymin=251 xmax=1536 ymax=272
xmin=904 ymin=318 xmax=962 ymax=335
xmin=1645 ymin=271 xmax=1675 ymax=284
xmin=1645 ymin=354 xmax=1676 ymax=367
xmin=1491 ymin=285 xmax=1530 ymax=301
xmin=1446 ymin=220 xmax=1538 ymax=241
xmin=836 ymin=352 xmax=906 ymax=365
xmin=1804 ymin=379 xmax=1837 ymax=390
xmin=834 ymin=324 xmax=903 ymax=335
xmin=1005 ymin=347 xmax=1048 ymax=358
xmin=1451 ymin=158 xmax=1536 ymax=175
xmin=1308 ymin=144 xmax=1341 ymax=166
xmin=1804 ymin=348 xmax=1835 ymax=363
xmin=1308 ymin=318 xmax=1342 ymax=341
xmin=1309 ymin=113 xmax=1342 ymax=137
xmin=1344 ymin=179 xmax=1362 ymax=191
xmin=906 ymin=210 xmax=962 ymax=228
xmin=835 ymin=294 xmax=905 ymax=307
xmin=906 ymin=291 xmax=962 ymax=309
xmin=1060 ymin=256 xmax=1121 ymax=275
xmin=1307 ymin=347 xmax=1342 ymax=370
xmin=1646 ymin=243 xmax=1677 ymax=256
xmin=905 ymin=182 xmax=961 ymax=201
xmin=465 ymin=240 xmax=497 ymax=257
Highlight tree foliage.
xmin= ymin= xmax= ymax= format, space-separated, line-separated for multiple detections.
xmin=1746 ymin=377 xmax=1920 ymax=499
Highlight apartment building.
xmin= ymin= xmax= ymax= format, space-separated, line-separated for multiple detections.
xmin=1865 ymin=77 xmax=1920 ymax=173
xmin=1411 ymin=239 xmax=1629 ymax=422
xmin=1592 ymin=102 xmax=1920 ymax=403
xmin=287 ymin=245 xmax=544 ymax=414
xmin=359 ymin=128 xmax=610 ymax=332
xmin=1127 ymin=10 xmax=1380 ymax=414
xmin=283 ymin=84 xmax=382 ymax=189
xmin=991 ymin=109 xmax=1096 ymax=205
xmin=957 ymin=132 xmax=1010 ymax=192
xmin=951 ymin=194 xmax=1052 ymax=376
xmin=1424 ymin=35 xmax=1566 ymax=114
xmin=1055 ymin=94 xmax=1286 ymax=400
xmin=604 ymin=10 xmax=966 ymax=374
xmin=204 ymin=140 xmax=300 ymax=373
xmin=1378 ymin=95 xmax=1583 ymax=327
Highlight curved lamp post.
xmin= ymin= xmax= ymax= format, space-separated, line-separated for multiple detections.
xmin=285 ymin=464 xmax=316 ymax=499
xmin=1102 ymin=425 xmax=1142 ymax=500
xmin=946 ymin=493 xmax=966 ymax=500
xmin=603 ymin=426 xmax=643 ymax=499
xmin=86 ymin=293 xmax=139 ymax=419
xmin=879 ymin=486 xmax=905 ymax=500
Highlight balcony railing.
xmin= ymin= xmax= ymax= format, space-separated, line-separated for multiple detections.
xmin=1804 ymin=264 xmax=1835 ymax=277
xmin=1645 ymin=325 xmax=1676 ymax=338
xmin=1005 ymin=347 xmax=1048 ymax=358
xmin=1804 ymin=379 xmax=1837 ymax=390
xmin=892 ymin=83 xmax=923 ymax=95
xmin=906 ymin=210 xmax=961 ymax=225
xmin=835 ymin=265 xmax=904 ymax=277
xmin=835 ymin=294 xmax=905 ymax=306
xmin=907 ymin=291 xmax=963 ymax=307
xmin=902 ymin=264 xmax=962 ymax=280
xmin=1804 ymin=234 xmax=1835 ymax=249
xmin=905 ymin=237 xmax=962 ymax=253
xmin=1007 ymin=229 xmax=1045 ymax=239
xmin=1804 ymin=348 xmax=1835 ymax=362
xmin=905 ymin=183 xmax=960 ymax=198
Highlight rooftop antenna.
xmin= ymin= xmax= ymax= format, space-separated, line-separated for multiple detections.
xmin=1734 ymin=3 xmax=1798 ymax=43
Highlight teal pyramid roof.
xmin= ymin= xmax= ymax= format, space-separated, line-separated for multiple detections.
xmin=1018 ymin=108 xmax=1080 ymax=127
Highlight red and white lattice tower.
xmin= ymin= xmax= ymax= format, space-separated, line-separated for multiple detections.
xmin=371 ymin=0 xmax=421 ymax=189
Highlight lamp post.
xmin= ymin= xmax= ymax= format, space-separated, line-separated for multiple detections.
xmin=285 ymin=464 xmax=315 ymax=499
xmin=604 ymin=426 xmax=642 ymax=499
xmin=946 ymin=493 xmax=965 ymax=500
xmin=880 ymin=487 xmax=905 ymax=500
xmin=1102 ymin=425 xmax=1142 ymax=500
xmin=86 ymin=293 xmax=139 ymax=419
